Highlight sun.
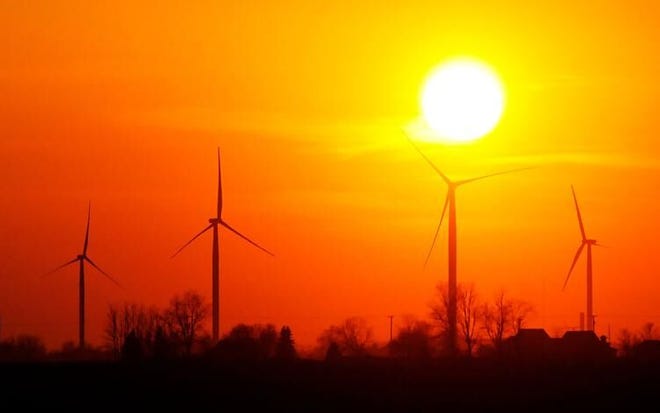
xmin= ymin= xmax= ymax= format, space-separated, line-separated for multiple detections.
xmin=420 ymin=59 xmax=505 ymax=143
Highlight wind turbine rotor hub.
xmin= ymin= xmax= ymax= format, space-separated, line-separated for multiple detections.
xmin=209 ymin=218 xmax=220 ymax=224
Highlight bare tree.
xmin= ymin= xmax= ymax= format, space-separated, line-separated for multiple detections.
xmin=481 ymin=292 xmax=508 ymax=352
xmin=458 ymin=283 xmax=480 ymax=357
xmin=105 ymin=302 xmax=162 ymax=358
xmin=165 ymin=290 xmax=208 ymax=356
xmin=481 ymin=291 xmax=533 ymax=352
xmin=318 ymin=317 xmax=374 ymax=357
xmin=510 ymin=299 xmax=534 ymax=334
xmin=431 ymin=282 xmax=482 ymax=356
xmin=429 ymin=282 xmax=452 ymax=351
xmin=0 ymin=334 xmax=47 ymax=361
xmin=617 ymin=328 xmax=639 ymax=357
xmin=105 ymin=305 xmax=121 ymax=358
xmin=141 ymin=306 xmax=163 ymax=351
xmin=640 ymin=322 xmax=657 ymax=341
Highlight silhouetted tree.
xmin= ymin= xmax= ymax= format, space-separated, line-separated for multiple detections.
xmin=210 ymin=323 xmax=280 ymax=361
xmin=325 ymin=340 xmax=342 ymax=362
xmin=17 ymin=334 xmax=47 ymax=357
xmin=616 ymin=323 xmax=658 ymax=358
xmin=640 ymin=322 xmax=657 ymax=341
xmin=121 ymin=329 xmax=144 ymax=362
xmin=481 ymin=291 xmax=533 ymax=353
xmin=430 ymin=283 xmax=452 ymax=351
xmin=257 ymin=324 xmax=278 ymax=359
xmin=0 ymin=334 xmax=47 ymax=361
xmin=431 ymin=282 xmax=482 ymax=356
xmin=105 ymin=304 xmax=121 ymax=359
xmin=165 ymin=290 xmax=208 ymax=356
xmin=510 ymin=299 xmax=534 ymax=334
xmin=213 ymin=324 xmax=259 ymax=361
xmin=275 ymin=325 xmax=297 ymax=361
xmin=152 ymin=325 xmax=175 ymax=360
xmin=195 ymin=333 xmax=215 ymax=355
xmin=105 ymin=302 xmax=162 ymax=359
xmin=60 ymin=341 xmax=77 ymax=354
xmin=389 ymin=318 xmax=433 ymax=361
xmin=318 ymin=317 xmax=374 ymax=357
xmin=458 ymin=283 xmax=480 ymax=357
xmin=617 ymin=328 xmax=639 ymax=357
xmin=481 ymin=292 xmax=508 ymax=353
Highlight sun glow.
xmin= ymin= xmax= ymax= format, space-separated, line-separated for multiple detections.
xmin=420 ymin=59 xmax=505 ymax=143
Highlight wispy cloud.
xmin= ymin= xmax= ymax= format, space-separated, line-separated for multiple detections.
xmin=487 ymin=151 xmax=660 ymax=170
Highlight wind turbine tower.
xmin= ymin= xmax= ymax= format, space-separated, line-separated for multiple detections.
xmin=172 ymin=148 xmax=273 ymax=343
xmin=408 ymin=140 xmax=528 ymax=354
xmin=45 ymin=203 xmax=120 ymax=349
xmin=563 ymin=185 xmax=602 ymax=332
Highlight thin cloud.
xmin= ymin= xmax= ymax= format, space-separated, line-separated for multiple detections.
xmin=488 ymin=151 xmax=660 ymax=170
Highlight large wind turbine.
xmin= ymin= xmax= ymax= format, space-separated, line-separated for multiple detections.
xmin=45 ymin=203 xmax=120 ymax=349
xmin=172 ymin=148 xmax=273 ymax=343
xmin=408 ymin=140 xmax=528 ymax=354
xmin=563 ymin=185 xmax=601 ymax=332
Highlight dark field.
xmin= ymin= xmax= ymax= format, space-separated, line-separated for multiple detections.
xmin=2 ymin=358 xmax=659 ymax=412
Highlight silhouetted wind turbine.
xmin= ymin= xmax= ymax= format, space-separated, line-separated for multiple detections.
xmin=172 ymin=148 xmax=273 ymax=342
xmin=563 ymin=185 xmax=602 ymax=332
xmin=45 ymin=203 xmax=120 ymax=349
xmin=406 ymin=138 xmax=529 ymax=354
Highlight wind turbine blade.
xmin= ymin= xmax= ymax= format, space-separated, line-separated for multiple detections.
xmin=424 ymin=192 xmax=450 ymax=268
xmin=571 ymin=185 xmax=587 ymax=240
xmin=83 ymin=202 xmax=91 ymax=255
xmin=217 ymin=147 xmax=223 ymax=219
xmin=401 ymin=131 xmax=451 ymax=185
xmin=455 ymin=167 xmax=534 ymax=186
xmin=84 ymin=256 xmax=122 ymax=288
xmin=171 ymin=224 xmax=214 ymax=258
xmin=562 ymin=242 xmax=585 ymax=291
xmin=221 ymin=221 xmax=274 ymax=256
xmin=43 ymin=257 xmax=79 ymax=277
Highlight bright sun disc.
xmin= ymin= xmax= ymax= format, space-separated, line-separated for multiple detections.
xmin=420 ymin=59 xmax=504 ymax=143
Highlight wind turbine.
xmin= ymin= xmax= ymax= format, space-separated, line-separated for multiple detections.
xmin=172 ymin=148 xmax=273 ymax=343
xmin=45 ymin=203 xmax=120 ymax=349
xmin=563 ymin=185 xmax=601 ymax=332
xmin=407 ymin=139 xmax=529 ymax=354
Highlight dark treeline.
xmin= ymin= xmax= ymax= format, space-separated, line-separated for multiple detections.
xmin=2 ymin=286 xmax=660 ymax=411
xmin=2 ymin=283 xmax=660 ymax=364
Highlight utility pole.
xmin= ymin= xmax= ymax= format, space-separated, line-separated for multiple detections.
xmin=387 ymin=315 xmax=394 ymax=343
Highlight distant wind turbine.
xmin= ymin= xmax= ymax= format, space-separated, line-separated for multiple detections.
xmin=563 ymin=185 xmax=602 ymax=332
xmin=406 ymin=137 xmax=530 ymax=354
xmin=172 ymin=148 xmax=273 ymax=343
xmin=45 ymin=203 xmax=120 ymax=349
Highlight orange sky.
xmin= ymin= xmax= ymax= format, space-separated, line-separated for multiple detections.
xmin=2 ymin=1 xmax=660 ymax=350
